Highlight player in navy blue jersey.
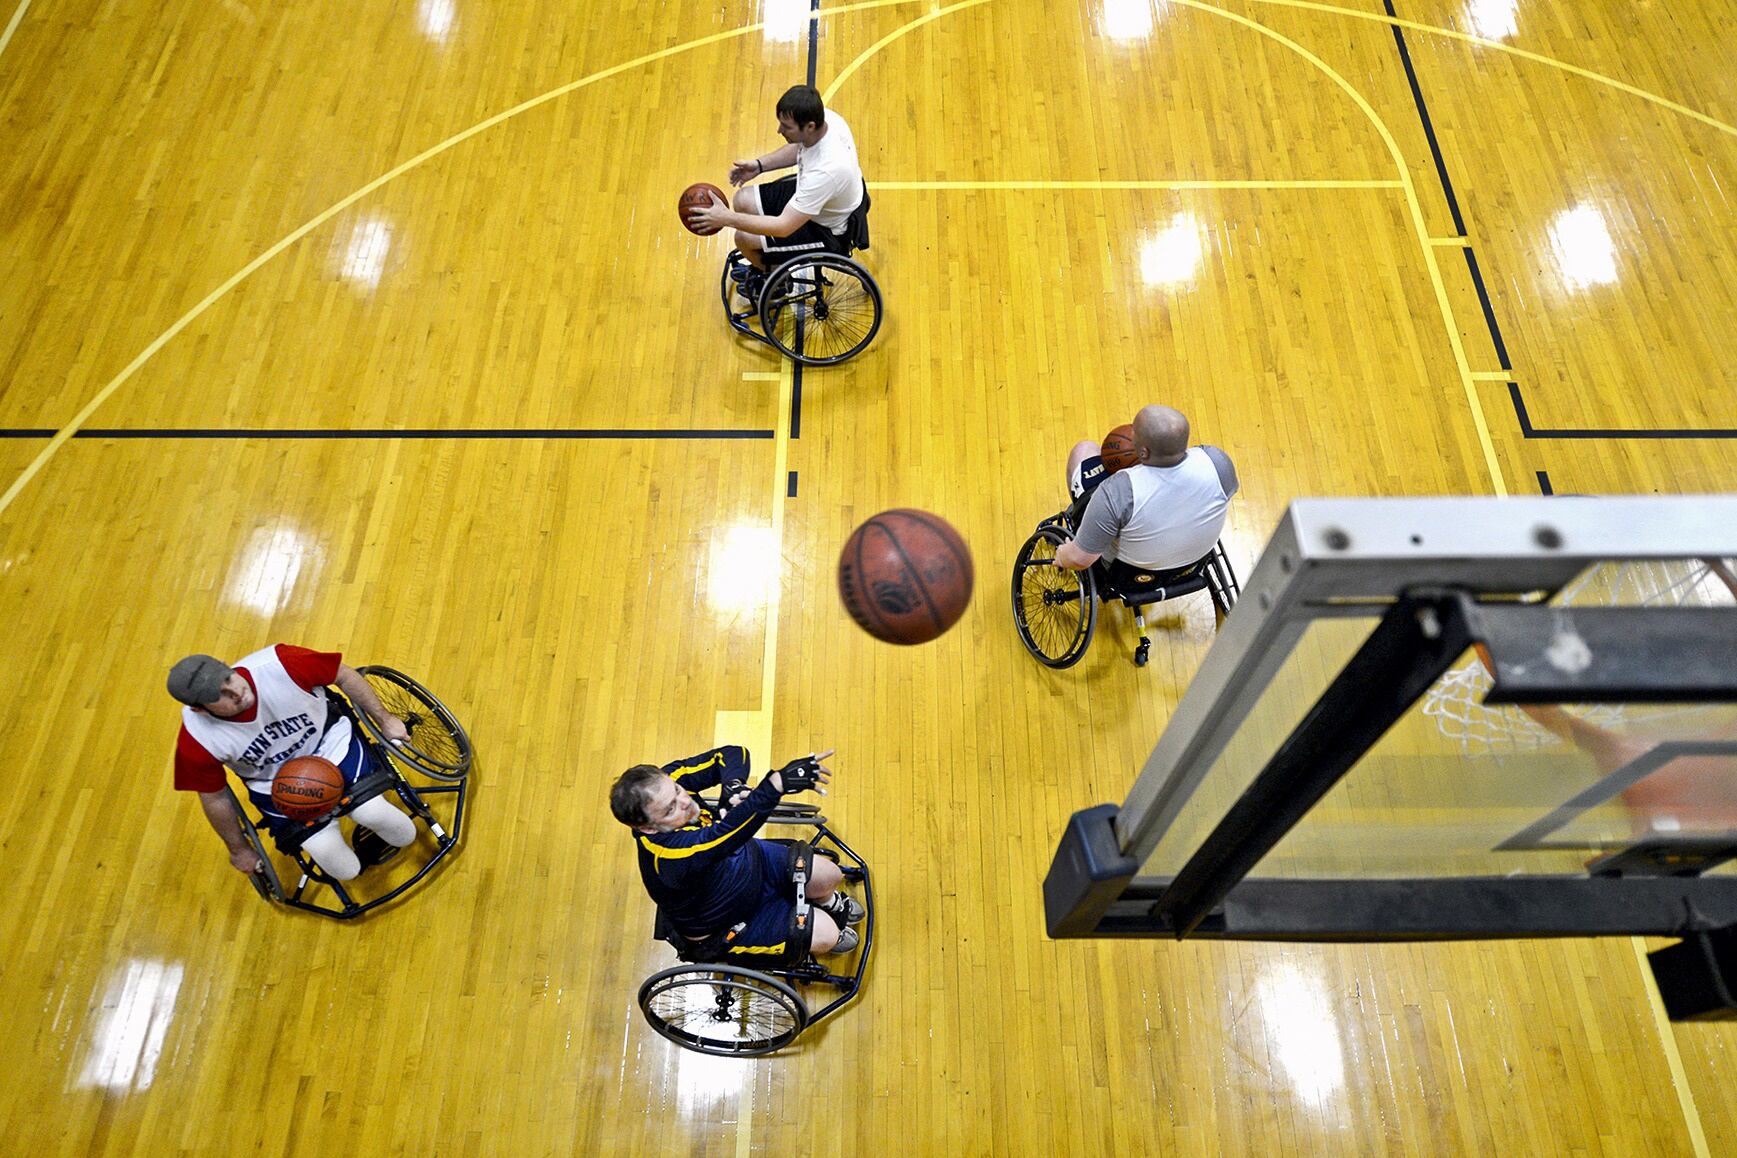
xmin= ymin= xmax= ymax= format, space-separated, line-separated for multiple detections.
xmin=610 ymin=745 xmax=865 ymax=959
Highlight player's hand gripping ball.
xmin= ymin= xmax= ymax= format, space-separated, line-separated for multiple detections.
xmin=679 ymin=182 xmax=728 ymax=236
xmin=837 ymin=509 xmax=974 ymax=644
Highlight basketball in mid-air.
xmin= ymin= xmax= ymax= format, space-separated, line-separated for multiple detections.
xmin=272 ymin=756 xmax=345 ymax=821
xmin=1100 ymin=424 xmax=1138 ymax=474
xmin=678 ymin=182 xmax=727 ymax=235
xmin=838 ymin=509 xmax=974 ymax=645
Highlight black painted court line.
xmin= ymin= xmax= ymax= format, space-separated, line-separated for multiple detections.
xmin=1384 ymin=1 xmax=1517 ymax=380
xmin=1535 ymin=470 xmax=1554 ymax=495
xmin=806 ymin=0 xmax=821 ymax=88
xmin=1507 ymin=383 xmax=1737 ymax=439
xmin=787 ymin=0 xmax=824 ymax=442
xmin=787 ymin=470 xmax=799 ymax=497
xmin=0 ymin=427 xmax=775 ymax=440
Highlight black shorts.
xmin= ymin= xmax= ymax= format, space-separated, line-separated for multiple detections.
xmin=755 ymin=176 xmax=853 ymax=262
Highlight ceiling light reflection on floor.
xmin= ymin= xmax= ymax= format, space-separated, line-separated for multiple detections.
xmin=708 ymin=524 xmax=779 ymax=616
xmin=1140 ymin=214 xmax=1205 ymax=287
xmin=417 ymin=0 xmax=456 ymax=45
xmin=224 ymin=523 xmax=324 ymax=617
xmin=1255 ymin=962 xmax=1346 ymax=1108
xmin=75 ymin=959 xmax=185 ymax=1093
xmin=337 ymin=215 xmax=394 ymax=290
xmin=1102 ymin=0 xmax=1157 ymax=40
xmin=763 ymin=0 xmax=808 ymax=44
xmin=1465 ymin=0 xmax=1518 ymax=41
xmin=1549 ymin=203 xmax=1619 ymax=290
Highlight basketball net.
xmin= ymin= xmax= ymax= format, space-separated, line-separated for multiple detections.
xmin=1422 ymin=558 xmax=1737 ymax=753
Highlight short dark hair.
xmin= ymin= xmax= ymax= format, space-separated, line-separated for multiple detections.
xmin=775 ymin=84 xmax=825 ymax=129
xmin=610 ymin=764 xmax=665 ymax=827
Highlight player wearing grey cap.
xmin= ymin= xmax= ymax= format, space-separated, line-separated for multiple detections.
xmin=169 ymin=644 xmax=417 ymax=881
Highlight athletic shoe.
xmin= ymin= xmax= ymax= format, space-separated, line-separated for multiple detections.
xmin=825 ymin=925 xmax=861 ymax=955
xmin=819 ymin=892 xmax=866 ymax=926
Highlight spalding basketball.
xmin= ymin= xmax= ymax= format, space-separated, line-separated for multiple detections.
xmin=1100 ymin=424 xmax=1138 ymax=474
xmin=678 ymin=182 xmax=727 ymax=236
xmin=272 ymin=756 xmax=345 ymax=821
xmin=838 ymin=509 xmax=974 ymax=645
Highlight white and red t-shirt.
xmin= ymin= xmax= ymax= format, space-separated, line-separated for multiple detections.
xmin=173 ymin=644 xmax=349 ymax=795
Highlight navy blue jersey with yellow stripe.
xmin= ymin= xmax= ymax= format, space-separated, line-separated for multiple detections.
xmin=635 ymin=746 xmax=784 ymax=937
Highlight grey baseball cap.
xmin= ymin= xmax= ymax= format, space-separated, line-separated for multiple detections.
xmin=167 ymin=654 xmax=234 ymax=706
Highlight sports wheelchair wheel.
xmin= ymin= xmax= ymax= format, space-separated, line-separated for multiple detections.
xmin=354 ymin=666 xmax=472 ymax=781
xmin=1013 ymin=526 xmax=1096 ymax=668
xmin=759 ymin=253 xmax=882 ymax=366
xmin=639 ymin=964 xmax=809 ymax=1057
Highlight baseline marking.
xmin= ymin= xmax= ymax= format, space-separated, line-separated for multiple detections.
xmin=870 ymin=179 xmax=1400 ymax=190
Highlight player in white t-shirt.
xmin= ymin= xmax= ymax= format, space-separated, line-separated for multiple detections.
xmin=1056 ymin=405 xmax=1239 ymax=574
xmin=683 ymin=84 xmax=864 ymax=276
xmin=167 ymin=645 xmax=418 ymax=882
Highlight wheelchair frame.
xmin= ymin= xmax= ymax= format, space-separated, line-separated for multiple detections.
xmin=717 ymin=183 xmax=882 ymax=366
xmin=231 ymin=666 xmax=472 ymax=920
xmin=637 ymin=797 xmax=874 ymax=1057
xmin=1012 ymin=510 xmax=1241 ymax=668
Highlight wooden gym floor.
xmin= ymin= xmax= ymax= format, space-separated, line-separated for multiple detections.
xmin=1 ymin=0 xmax=1734 ymax=1152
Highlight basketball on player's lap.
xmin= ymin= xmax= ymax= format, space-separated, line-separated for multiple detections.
xmin=678 ymin=182 xmax=727 ymax=235
xmin=1100 ymin=424 xmax=1137 ymax=474
xmin=838 ymin=509 xmax=974 ymax=645
xmin=272 ymin=756 xmax=345 ymax=821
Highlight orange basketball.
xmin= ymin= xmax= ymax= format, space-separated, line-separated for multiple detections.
xmin=678 ymin=182 xmax=727 ymax=236
xmin=838 ymin=509 xmax=974 ymax=645
xmin=1100 ymin=424 xmax=1137 ymax=474
xmin=272 ymin=756 xmax=345 ymax=821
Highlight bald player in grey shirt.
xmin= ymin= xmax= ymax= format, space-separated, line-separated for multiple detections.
xmin=1056 ymin=405 xmax=1238 ymax=573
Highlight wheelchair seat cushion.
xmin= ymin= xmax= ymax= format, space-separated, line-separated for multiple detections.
xmin=1093 ymin=557 xmax=1211 ymax=607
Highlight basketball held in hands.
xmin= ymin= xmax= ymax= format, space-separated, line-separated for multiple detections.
xmin=679 ymin=182 xmax=728 ymax=236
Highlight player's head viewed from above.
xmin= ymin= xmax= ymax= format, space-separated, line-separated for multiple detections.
xmin=611 ymin=766 xmax=698 ymax=834
xmin=1133 ymin=404 xmax=1190 ymax=468
xmin=167 ymin=654 xmax=254 ymax=717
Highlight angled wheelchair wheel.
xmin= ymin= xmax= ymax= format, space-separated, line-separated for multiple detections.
xmin=639 ymin=964 xmax=809 ymax=1056
xmin=1013 ymin=526 xmax=1096 ymax=668
xmin=759 ymin=253 xmax=882 ymax=366
xmin=354 ymin=666 xmax=472 ymax=782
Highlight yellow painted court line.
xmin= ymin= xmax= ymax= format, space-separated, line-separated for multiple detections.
xmin=1470 ymin=370 xmax=1511 ymax=381
xmin=1241 ymin=0 xmax=1737 ymax=140
xmin=1429 ymin=236 xmax=1469 ymax=247
xmin=824 ymin=0 xmax=992 ymax=103
xmin=1173 ymin=0 xmax=1507 ymax=497
xmin=1631 ymin=937 xmax=1711 ymax=1158
xmin=715 ymin=360 xmax=797 ymax=1158
xmin=0 ymin=0 xmax=930 ymax=520
xmin=870 ymin=179 xmax=1401 ymax=190
xmin=0 ymin=0 xmax=31 ymax=62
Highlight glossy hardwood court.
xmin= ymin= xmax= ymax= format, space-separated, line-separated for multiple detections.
xmin=2 ymin=0 xmax=1734 ymax=1152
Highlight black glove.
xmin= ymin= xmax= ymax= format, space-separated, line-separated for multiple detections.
xmin=718 ymin=779 xmax=751 ymax=814
xmin=774 ymin=755 xmax=825 ymax=794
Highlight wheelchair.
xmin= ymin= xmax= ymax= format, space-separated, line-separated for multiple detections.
xmin=636 ymin=796 xmax=873 ymax=1057
xmin=229 ymin=666 xmax=472 ymax=919
xmin=1012 ymin=508 xmax=1240 ymax=668
xmin=720 ymin=183 xmax=882 ymax=366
